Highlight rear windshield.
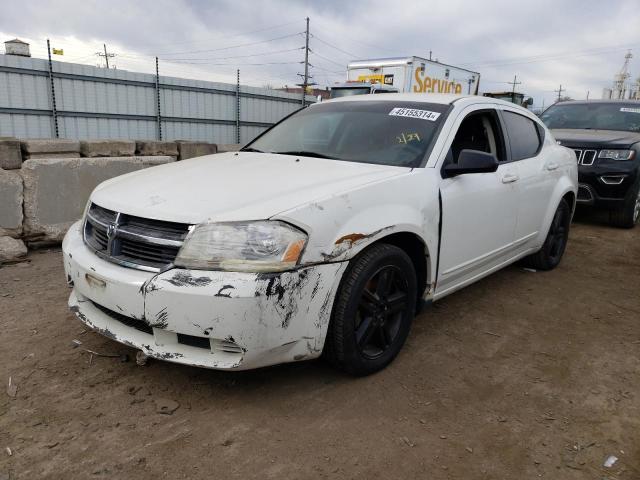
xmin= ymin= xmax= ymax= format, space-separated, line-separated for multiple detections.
xmin=246 ymin=101 xmax=449 ymax=168
xmin=540 ymin=102 xmax=640 ymax=132
xmin=330 ymin=87 xmax=371 ymax=98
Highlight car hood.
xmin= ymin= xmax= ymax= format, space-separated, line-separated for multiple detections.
xmin=551 ymin=128 xmax=640 ymax=148
xmin=90 ymin=152 xmax=410 ymax=224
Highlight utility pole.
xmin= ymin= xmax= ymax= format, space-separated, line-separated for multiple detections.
xmin=429 ymin=50 xmax=432 ymax=61
xmin=554 ymin=84 xmax=565 ymax=102
xmin=300 ymin=17 xmax=310 ymax=106
xmin=508 ymin=75 xmax=521 ymax=104
xmin=97 ymin=44 xmax=115 ymax=68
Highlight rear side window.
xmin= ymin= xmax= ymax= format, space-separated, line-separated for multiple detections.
xmin=503 ymin=111 xmax=542 ymax=160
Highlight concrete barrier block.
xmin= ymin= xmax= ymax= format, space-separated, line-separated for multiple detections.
xmin=135 ymin=141 xmax=178 ymax=157
xmin=80 ymin=140 xmax=136 ymax=157
xmin=20 ymin=156 xmax=175 ymax=243
xmin=0 ymin=236 xmax=27 ymax=263
xmin=0 ymin=138 xmax=23 ymax=169
xmin=177 ymin=141 xmax=217 ymax=160
xmin=0 ymin=169 xmax=23 ymax=238
xmin=21 ymin=139 xmax=81 ymax=159
xmin=217 ymin=143 xmax=242 ymax=153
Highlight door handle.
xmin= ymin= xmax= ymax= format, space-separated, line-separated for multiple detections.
xmin=501 ymin=174 xmax=519 ymax=184
xmin=545 ymin=162 xmax=559 ymax=171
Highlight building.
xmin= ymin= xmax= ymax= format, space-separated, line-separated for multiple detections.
xmin=483 ymin=91 xmax=533 ymax=108
xmin=4 ymin=38 xmax=30 ymax=57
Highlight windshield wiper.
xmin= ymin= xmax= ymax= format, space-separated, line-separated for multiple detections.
xmin=274 ymin=150 xmax=338 ymax=160
xmin=240 ymin=147 xmax=266 ymax=153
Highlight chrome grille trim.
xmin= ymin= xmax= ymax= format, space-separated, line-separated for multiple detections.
xmin=582 ymin=150 xmax=597 ymax=166
xmin=83 ymin=203 xmax=192 ymax=272
xmin=572 ymin=148 xmax=598 ymax=166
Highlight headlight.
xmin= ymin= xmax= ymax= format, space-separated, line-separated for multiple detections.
xmin=598 ymin=149 xmax=635 ymax=161
xmin=174 ymin=221 xmax=307 ymax=272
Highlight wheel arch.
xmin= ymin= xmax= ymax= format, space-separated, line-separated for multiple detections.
xmin=360 ymin=231 xmax=431 ymax=302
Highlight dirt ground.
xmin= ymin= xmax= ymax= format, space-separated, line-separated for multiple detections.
xmin=1 ymin=209 xmax=639 ymax=480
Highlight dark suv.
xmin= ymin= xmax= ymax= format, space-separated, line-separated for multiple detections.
xmin=540 ymin=100 xmax=640 ymax=227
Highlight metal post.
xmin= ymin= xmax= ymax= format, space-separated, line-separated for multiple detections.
xmin=103 ymin=44 xmax=110 ymax=69
xmin=301 ymin=17 xmax=310 ymax=106
xmin=236 ymin=69 xmax=241 ymax=144
xmin=46 ymin=39 xmax=59 ymax=138
xmin=155 ymin=57 xmax=162 ymax=140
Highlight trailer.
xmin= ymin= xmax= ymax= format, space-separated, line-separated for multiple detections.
xmin=345 ymin=56 xmax=481 ymax=96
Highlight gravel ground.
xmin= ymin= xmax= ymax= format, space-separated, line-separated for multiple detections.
xmin=1 ymin=209 xmax=639 ymax=480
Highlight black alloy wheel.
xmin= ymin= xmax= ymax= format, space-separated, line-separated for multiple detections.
xmin=324 ymin=243 xmax=417 ymax=376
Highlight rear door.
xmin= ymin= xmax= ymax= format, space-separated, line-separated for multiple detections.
xmin=436 ymin=106 xmax=520 ymax=297
xmin=500 ymin=109 xmax=556 ymax=250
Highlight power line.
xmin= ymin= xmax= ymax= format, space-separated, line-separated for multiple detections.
xmin=158 ymin=47 xmax=304 ymax=63
xmin=310 ymin=50 xmax=346 ymax=69
xmin=151 ymin=32 xmax=303 ymax=57
xmin=310 ymin=34 xmax=360 ymax=58
xmin=160 ymin=60 xmax=302 ymax=66
xmin=311 ymin=25 xmax=396 ymax=56
xmin=136 ymin=20 xmax=302 ymax=51
xmin=461 ymin=42 xmax=640 ymax=68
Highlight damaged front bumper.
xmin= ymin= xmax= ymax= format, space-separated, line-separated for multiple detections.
xmin=62 ymin=222 xmax=347 ymax=370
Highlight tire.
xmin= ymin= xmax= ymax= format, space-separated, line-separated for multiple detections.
xmin=324 ymin=243 xmax=417 ymax=376
xmin=609 ymin=180 xmax=640 ymax=229
xmin=523 ymin=198 xmax=571 ymax=271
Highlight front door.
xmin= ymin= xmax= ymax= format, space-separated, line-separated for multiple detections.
xmin=436 ymin=108 xmax=520 ymax=297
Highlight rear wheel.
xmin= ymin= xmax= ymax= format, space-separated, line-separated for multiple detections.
xmin=324 ymin=244 xmax=417 ymax=376
xmin=609 ymin=180 xmax=640 ymax=229
xmin=523 ymin=198 xmax=571 ymax=271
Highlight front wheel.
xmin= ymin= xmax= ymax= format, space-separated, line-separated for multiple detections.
xmin=609 ymin=180 xmax=640 ymax=228
xmin=523 ymin=198 xmax=571 ymax=271
xmin=324 ymin=244 xmax=417 ymax=376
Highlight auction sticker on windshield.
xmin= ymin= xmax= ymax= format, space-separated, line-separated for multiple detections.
xmin=621 ymin=107 xmax=640 ymax=114
xmin=389 ymin=107 xmax=441 ymax=121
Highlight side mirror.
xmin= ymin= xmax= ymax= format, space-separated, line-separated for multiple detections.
xmin=525 ymin=97 xmax=534 ymax=106
xmin=443 ymin=150 xmax=499 ymax=178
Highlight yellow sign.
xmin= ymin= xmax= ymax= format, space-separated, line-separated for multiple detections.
xmin=357 ymin=74 xmax=384 ymax=84
xmin=52 ymin=48 xmax=64 ymax=55
xmin=413 ymin=69 xmax=462 ymax=94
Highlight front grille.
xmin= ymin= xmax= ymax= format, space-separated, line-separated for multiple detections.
xmin=572 ymin=148 xmax=598 ymax=166
xmin=84 ymin=203 xmax=191 ymax=272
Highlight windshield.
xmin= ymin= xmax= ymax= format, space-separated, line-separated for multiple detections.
xmin=330 ymin=87 xmax=371 ymax=98
xmin=540 ymin=102 xmax=640 ymax=132
xmin=245 ymin=101 xmax=449 ymax=168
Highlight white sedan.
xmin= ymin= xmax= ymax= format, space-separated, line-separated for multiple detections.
xmin=63 ymin=93 xmax=577 ymax=375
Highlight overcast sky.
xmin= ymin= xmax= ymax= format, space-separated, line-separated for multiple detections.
xmin=2 ymin=0 xmax=639 ymax=109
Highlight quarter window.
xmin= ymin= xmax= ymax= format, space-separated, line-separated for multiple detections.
xmin=502 ymin=111 xmax=542 ymax=161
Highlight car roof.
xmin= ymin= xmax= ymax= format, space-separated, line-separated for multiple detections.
xmin=317 ymin=92 xmax=524 ymax=108
xmin=553 ymin=99 xmax=640 ymax=106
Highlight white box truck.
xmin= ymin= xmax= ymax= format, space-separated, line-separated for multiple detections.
xmin=330 ymin=56 xmax=480 ymax=98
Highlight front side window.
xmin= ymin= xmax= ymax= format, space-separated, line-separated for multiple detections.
xmin=540 ymin=102 xmax=640 ymax=133
xmin=447 ymin=110 xmax=505 ymax=165
xmin=502 ymin=111 xmax=542 ymax=161
xmin=247 ymin=101 xmax=449 ymax=168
